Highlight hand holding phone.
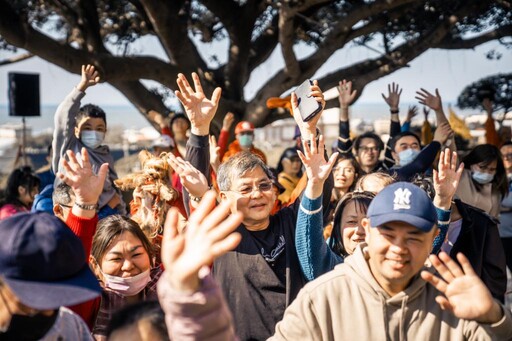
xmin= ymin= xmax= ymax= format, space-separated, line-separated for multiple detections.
xmin=294 ymin=79 xmax=323 ymax=122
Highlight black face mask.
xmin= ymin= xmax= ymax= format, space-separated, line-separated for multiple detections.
xmin=0 ymin=310 xmax=58 ymax=340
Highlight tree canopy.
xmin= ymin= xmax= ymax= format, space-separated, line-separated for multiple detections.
xmin=457 ymin=73 xmax=512 ymax=113
xmin=1 ymin=0 xmax=511 ymax=129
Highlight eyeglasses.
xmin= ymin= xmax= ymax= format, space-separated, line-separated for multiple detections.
xmin=502 ymin=153 xmax=512 ymax=161
xmin=229 ymin=182 xmax=273 ymax=196
xmin=359 ymin=146 xmax=379 ymax=153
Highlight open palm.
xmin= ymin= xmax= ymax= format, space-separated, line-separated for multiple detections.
xmin=416 ymin=88 xmax=442 ymax=111
xmin=421 ymin=252 xmax=499 ymax=323
xmin=433 ymin=148 xmax=464 ymax=201
xmin=298 ymin=135 xmax=338 ymax=184
xmin=175 ymin=72 xmax=222 ymax=132
xmin=161 ymin=191 xmax=242 ymax=291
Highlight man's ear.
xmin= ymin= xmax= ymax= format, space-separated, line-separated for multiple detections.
xmin=53 ymin=204 xmax=63 ymax=218
xmin=74 ymin=126 xmax=81 ymax=139
xmin=219 ymin=191 xmax=227 ymax=201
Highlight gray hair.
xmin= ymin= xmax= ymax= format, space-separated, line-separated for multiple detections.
xmin=217 ymin=152 xmax=272 ymax=191
xmin=52 ymin=182 xmax=75 ymax=206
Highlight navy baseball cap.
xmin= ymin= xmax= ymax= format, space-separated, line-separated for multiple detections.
xmin=0 ymin=212 xmax=101 ymax=310
xmin=367 ymin=182 xmax=437 ymax=232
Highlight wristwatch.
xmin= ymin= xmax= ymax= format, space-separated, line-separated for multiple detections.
xmin=74 ymin=202 xmax=99 ymax=211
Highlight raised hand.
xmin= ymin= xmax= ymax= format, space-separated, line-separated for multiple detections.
xmin=291 ymin=79 xmax=325 ymax=139
xmin=298 ymin=135 xmax=338 ymax=199
xmin=416 ymin=88 xmax=442 ymax=112
xmin=421 ymin=252 xmax=504 ymax=324
xmin=405 ymin=105 xmax=418 ymax=123
xmin=161 ymin=191 xmax=243 ymax=292
xmin=433 ymin=148 xmax=464 ymax=209
xmin=381 ymin=82 xmax=402 ymax=111
xmin=222 ymin=112 xmax=235 ymax=132
xmin=77 ymin=64 xmax=100 ymax=92
xmin=338 ymin=79 xmax=357 ymax=109
xmin=167 ymin=153 xmax=209 ymax=199
xmin=175 ymin=72 xmax=222 ymax=136
xmin=209 ymin=135 xmax=221 ymax=172
xmin=423 ymin=107 xmax=431 ymax=120
xmin=57 ymin=148 xmax=108 ymax=205
xmin=147 ymin=109 xmax=167 ymax=128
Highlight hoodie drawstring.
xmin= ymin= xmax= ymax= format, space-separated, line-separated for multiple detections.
xmin=399 ymin=296 xmax=409 ymax=341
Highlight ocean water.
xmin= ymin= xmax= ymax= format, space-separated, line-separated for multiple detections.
xmin=0 ymin=102 xmax=482 ymax=135
xmin=0 ymin=104 xmax=151 ymax=134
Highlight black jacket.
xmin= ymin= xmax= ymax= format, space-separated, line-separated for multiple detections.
xmin=451 ymin=199 xmax=507 ymax=302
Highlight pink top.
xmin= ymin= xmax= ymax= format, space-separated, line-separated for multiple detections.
xmin=0 ymin=203 xmax=28 ymax=220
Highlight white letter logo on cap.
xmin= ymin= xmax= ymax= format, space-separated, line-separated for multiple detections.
xmin=393 ymin=188 xmax=412 ymax=210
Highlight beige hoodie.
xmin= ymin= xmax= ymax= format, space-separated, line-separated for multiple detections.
xmin=271 ymin=245 xmax=512 ymax=340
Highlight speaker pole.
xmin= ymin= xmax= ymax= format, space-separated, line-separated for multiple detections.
xmin=22 ymin=116 xmax=27 ymax=166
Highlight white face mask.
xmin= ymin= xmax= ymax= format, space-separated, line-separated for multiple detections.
xmin=471 ymin=171 xmax=494 ymax=184
xmin=397 ymin=148 xmax=420 ymax=166
xmin=81 ymin=131 xmax=105 ymax=149
xmin=101 ymin=269 xmax=150 ymax=296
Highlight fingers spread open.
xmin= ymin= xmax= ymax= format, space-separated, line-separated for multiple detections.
xmin=456 ymin=252 xmax=477 ymax=277
xmin=439 ymin=252 xmax=465 ymax=278
xmin=429 ymin=253 xmax=456 ymax=283
xmin=421 ymin=270 xmax=448 ymax=293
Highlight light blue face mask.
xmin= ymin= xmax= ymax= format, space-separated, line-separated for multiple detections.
xmin=397 ymin=148 xmax=420 ymax=166
xmin=238 ymin=134 xmax=254 ymax=148
xmin=81 ymin=130 xmax=105 ymax=149
xmin=472 ymin=171 xmax=494 ymax=184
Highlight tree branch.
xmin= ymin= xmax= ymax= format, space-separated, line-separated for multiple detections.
xmin=0 ymin=1 xmax=180 ymax=86
xmin=279 ymin=3 xmax=300 ymax=77
xmin=78 ymin=0 xmax=108 ymax=53
xmin=0 ymin=52 xmax=34 ymax=66
xmin=247 ymin=13 xmax=279 ymax=75
xmin=436 ymin=24 xmax=512 ymax=49
xmin=139 ymin=0 xmax=207 ymax=71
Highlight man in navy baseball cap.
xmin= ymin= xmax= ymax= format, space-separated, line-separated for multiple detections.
xmin=272 ymin=181 xmax=512 ymax=339
xmin=360 ymin=182 xmax=438 ymax=296
xmin=0 ymin=212 xmax=101 ymax=340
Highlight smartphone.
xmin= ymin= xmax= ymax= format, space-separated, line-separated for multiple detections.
xmin=294 ymin=79 xmax=322 ymax=122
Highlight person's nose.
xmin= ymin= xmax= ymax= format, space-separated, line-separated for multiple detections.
xmin=250 ymin=187 xmax=264 ymax=199
xmin=121 ymin=259 xmax=135 ymax=273
xmin=388 ymin=238 xmax=408 ymax=254
xmin=355 ymin=225 xmax=365 ymax=237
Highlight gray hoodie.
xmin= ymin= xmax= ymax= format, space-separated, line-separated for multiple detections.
xmin=271 ymin=244 xmax=512 ymax=340
xmin=52 ymin=87 xmax=125 ymax=214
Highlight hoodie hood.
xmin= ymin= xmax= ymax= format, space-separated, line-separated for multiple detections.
xmin=342 ymin=244 xmax=434 ymax=340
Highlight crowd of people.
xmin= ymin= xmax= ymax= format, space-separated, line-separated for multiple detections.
xmin=0 ymin=64 xmax=511 ymax=340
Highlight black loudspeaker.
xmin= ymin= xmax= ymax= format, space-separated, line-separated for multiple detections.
xmin=8 ymin=72 xmax=40 ymax=117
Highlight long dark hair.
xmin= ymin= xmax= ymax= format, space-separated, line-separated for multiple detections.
xmin=0 ymin=166 xmax=40 ymax=209
xmin=462 ymin=144 xmax=508 ymax=199
xmin=330 ymin=191 xmax=375 ymax=257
